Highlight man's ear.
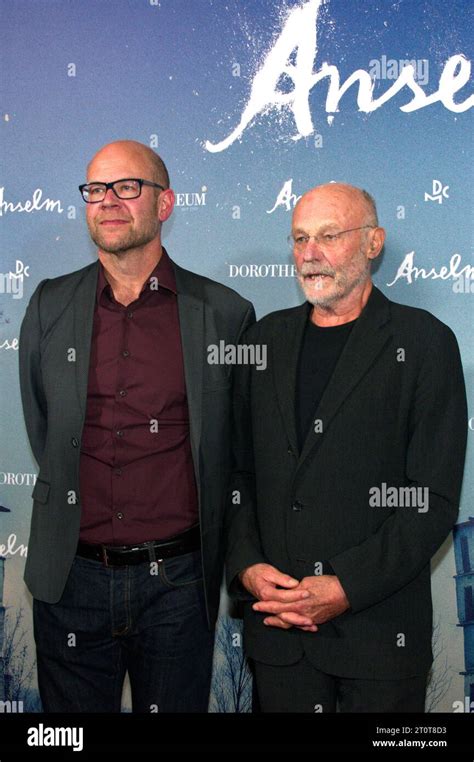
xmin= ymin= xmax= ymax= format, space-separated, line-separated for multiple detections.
xmin=158 ymin=188 xmax=175 ymax=222
xmin=367 ymin=226 xmax=385 ymax=260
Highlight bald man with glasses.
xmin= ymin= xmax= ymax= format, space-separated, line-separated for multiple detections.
xmin=19 ymin=140 xmax=255 ymax=712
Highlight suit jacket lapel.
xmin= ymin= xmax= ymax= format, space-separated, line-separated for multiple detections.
xmin=73 ymin=261 xmax=99 ymax=421
xmin=297 ymin=286 xmax=392 ymax=469
xmin=172 ymin=262 xmax=204 ymax=483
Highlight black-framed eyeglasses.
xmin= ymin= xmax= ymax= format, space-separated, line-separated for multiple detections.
xmin=78 ymin=178 xmax=166 ymax=203
xmin=288 ymin=226 xmax=375 ymax=251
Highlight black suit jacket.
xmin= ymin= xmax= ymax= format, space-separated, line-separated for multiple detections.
xmin=19 ymin=257 xmax=255 ymax=628
xmin=226 ymin=286 xmax=467 ymax=678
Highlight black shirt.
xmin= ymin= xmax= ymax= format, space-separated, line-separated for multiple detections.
xmin=296 ymin=316 xmax=357 ymax=452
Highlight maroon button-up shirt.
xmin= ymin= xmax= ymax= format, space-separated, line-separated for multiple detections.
xmin=78 ymin=249 xmax=199 ymax=545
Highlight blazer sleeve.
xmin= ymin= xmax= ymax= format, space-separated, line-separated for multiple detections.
xmin=328 ymin=322 xmax=468 ymax=614
xmin=225 ymin=320 xmax=267 ymax=601
xmin=19 ymin=280 xmax=49 ymax=467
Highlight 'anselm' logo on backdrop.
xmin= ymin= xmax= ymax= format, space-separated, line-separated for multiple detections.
xmin=267 ymin=179 xmax=301 ymax=213
xmin=0 ymin=187 xmax=63 ymax=216
xmin=204 ymin=0 xmax=473 ymax=152
xmin=387 ymin=253 xmax=474 ymax=288
xmin=0 ymin=534 xmax=28 ymax=558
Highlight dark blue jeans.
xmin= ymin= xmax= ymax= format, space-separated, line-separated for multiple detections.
xmin=33 ymin=549 xmax=215 ymax=712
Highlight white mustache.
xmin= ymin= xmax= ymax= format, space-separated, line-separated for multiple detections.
xmin=299 ymin=268 xmax=335 ymax=277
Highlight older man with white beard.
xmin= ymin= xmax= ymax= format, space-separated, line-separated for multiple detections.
xmin=226 ymin=183 xmax=467 ymax=712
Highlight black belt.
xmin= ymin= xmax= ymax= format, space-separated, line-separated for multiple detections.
xmin=76 ymin=524 xmax=201 ymax=567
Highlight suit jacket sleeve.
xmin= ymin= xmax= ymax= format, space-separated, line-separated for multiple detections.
xmin=19 ymin=280 xmax=49 ymax=467
xmin=329 ymin=322 xmax=468 ymax=614
xmin=225 ymin=322 xmax=267 ymax=600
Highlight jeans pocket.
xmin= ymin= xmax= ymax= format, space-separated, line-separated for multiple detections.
xmin=158 ymin=550 xmax=204 ymax=589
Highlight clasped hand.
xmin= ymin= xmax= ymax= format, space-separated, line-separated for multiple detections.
xmin=239 ymin=562 xmax=349 ymax=631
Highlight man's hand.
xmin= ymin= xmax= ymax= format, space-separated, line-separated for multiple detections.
xmin=252 ymin=574 xmax=350 ymax=628
xmin=239 ymin=564 xmax=318 ymax=631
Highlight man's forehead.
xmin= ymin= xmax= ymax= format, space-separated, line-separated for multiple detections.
xmin=302 ymin=185 xmax=361 ymax=206
xmin=87 ymin=148 xmax=150 ymax=179
xmin=294 ymin=187 xmax=364 ymax=222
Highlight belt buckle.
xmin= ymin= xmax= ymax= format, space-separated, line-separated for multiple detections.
xmin=102 ymin=545 xmax=109 ymax=567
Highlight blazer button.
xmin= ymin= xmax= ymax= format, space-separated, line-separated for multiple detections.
xmin=291 ymin=500 xmax=304 ymax=511
xmin=287 ymin=446 xmax=293 ymax=455
xmin=71 ymin=437 xmax=79 ymax=448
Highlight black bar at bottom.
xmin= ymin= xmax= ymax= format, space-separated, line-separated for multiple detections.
xmin=0 ymin=712 xmax=472 ymax=757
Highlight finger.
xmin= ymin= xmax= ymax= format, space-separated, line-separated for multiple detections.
xmin=253 ymin=599 xmax=308 ymax=614
xmin=277 ymin=611 xmax=314 ymax=627
xmin=263 ymin=568 xmax=300 ymax=589
xmin=259 ymin=585 xmax=310 ymax=603
xmin=263 ymin=616 xmax=292 ymax=629
xmin=298 ymin=624 xmax=318 ymax=632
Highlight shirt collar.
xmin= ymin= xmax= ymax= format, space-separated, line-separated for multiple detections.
xmin=96 ymin=247 xmax=177 ymax=303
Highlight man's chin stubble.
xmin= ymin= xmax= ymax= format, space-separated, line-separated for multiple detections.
xmin=90 ymin=231 xmax=148 ymax=255
xmin=298 ymin=277 xmax=339 ymax=308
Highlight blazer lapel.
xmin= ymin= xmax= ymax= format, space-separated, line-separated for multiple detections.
xmin=172 ymin=262 xmax=204 ymax=483
xmin=272 ymin=302 xmax=311 ymax=456
xmin=297 ymin=286 xmax=392 ymax=469
xmin=73 ymin=261 xmax=99 ymax=421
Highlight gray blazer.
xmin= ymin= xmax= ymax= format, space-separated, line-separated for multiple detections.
xmin=19 ymin=257 xmax=255 ymax=628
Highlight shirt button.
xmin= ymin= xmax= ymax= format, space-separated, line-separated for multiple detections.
xmin=116 ymin=512 xmax=124 ymax=520
xmin=116 ymin=430 xmax=124 ymax=437
xmin=127 ymin=311 xmax=133 ymax=319
xmin=119 ymin=390 xmax=127 ymax=397
xmin=122 ymin=350 xmax=130 ymax=358
xmin=114 ymin=468 xmax=122 ymax=476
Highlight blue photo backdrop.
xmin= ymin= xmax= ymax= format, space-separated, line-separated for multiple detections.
xmin=1 ymin=0 xmax=472 ymax=712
